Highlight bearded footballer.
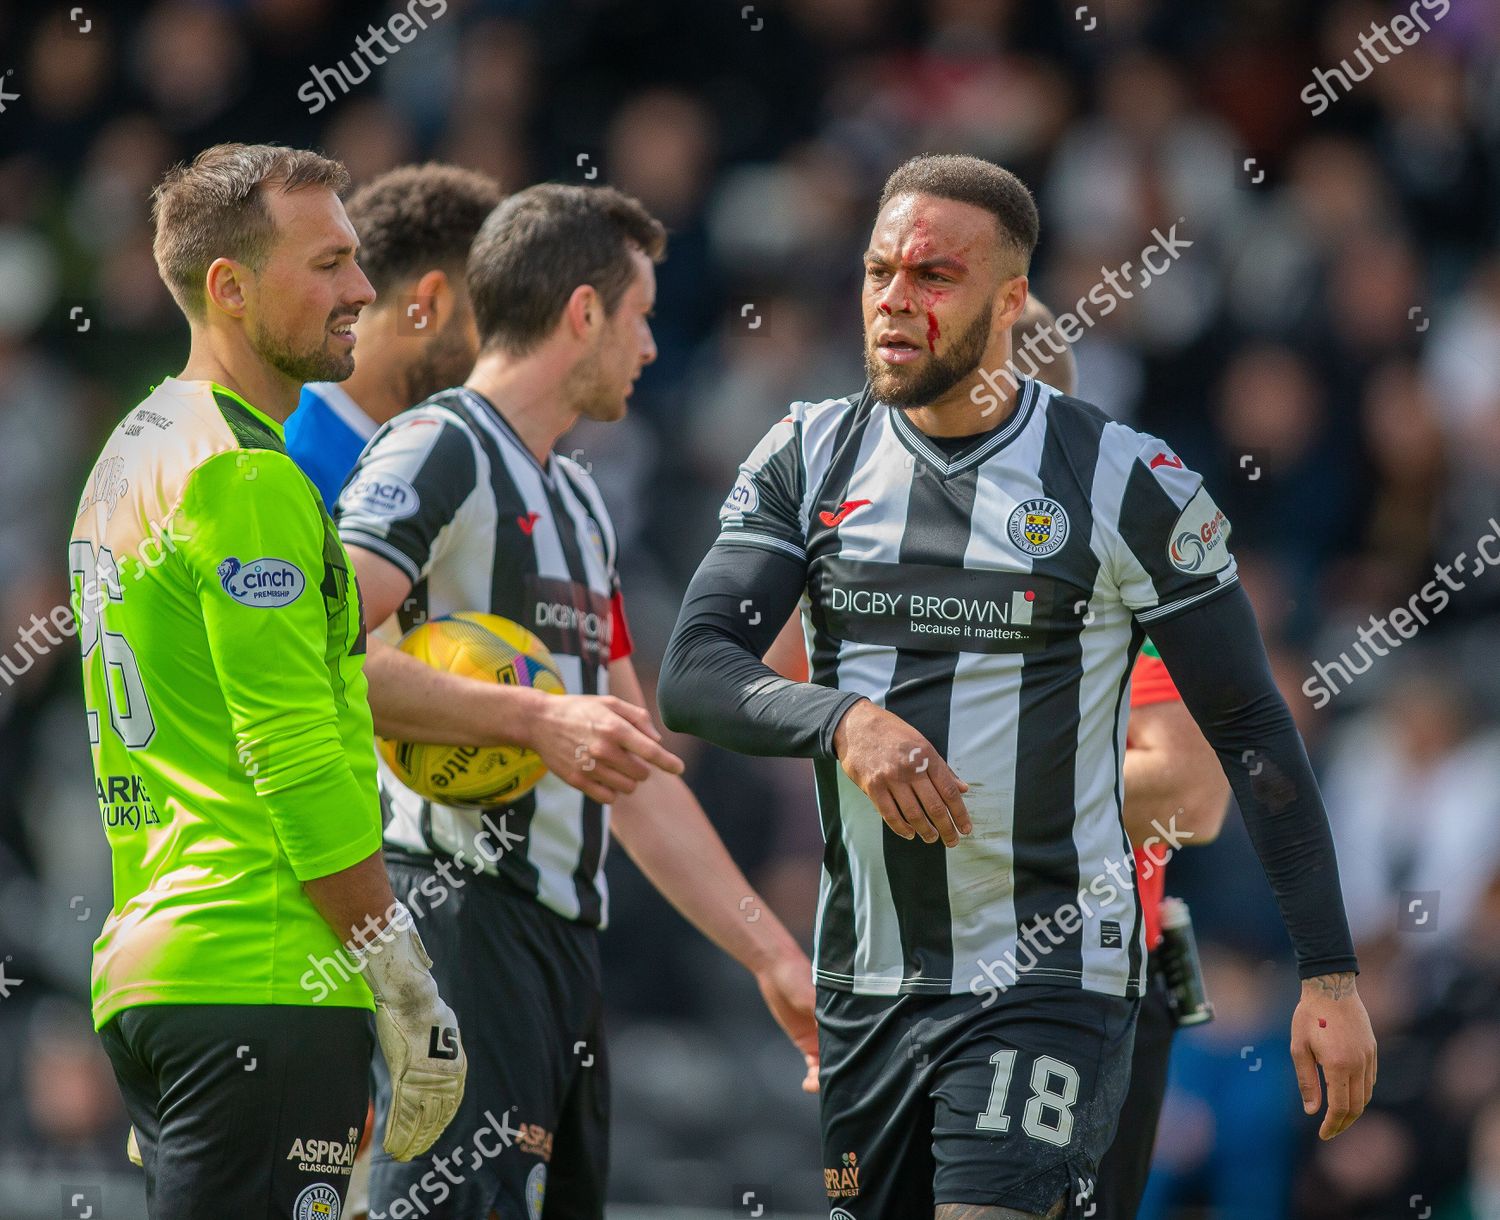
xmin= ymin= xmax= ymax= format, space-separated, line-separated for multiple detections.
xmin=71 ymin=143 xmax=466 ymax=1218
xmin=659 ymin=154 xmax=1375 ymax=1219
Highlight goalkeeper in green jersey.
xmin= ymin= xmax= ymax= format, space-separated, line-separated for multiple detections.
xmin=69 ymin=143 xmax=467 ymax=1219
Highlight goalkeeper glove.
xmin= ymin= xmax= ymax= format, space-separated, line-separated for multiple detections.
xmin=349 ymin=903 xmax=467 ymax=1161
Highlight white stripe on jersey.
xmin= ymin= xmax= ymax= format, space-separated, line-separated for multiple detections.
xmin=818 ymin=419 xmax=912 ymax=991
xmin=940 ymin=410 xmax=1048 ymax=996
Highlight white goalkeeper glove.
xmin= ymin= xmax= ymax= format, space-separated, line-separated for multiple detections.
xmin=349 ymin=904 xmax=467 ymax=1162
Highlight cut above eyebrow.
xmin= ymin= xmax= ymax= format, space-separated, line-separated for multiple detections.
xmin=863 ymin=252 xmax=968 ymax=273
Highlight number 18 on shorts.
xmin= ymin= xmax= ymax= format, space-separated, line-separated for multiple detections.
xmin=816 ymin=985 xmax=1139 ymax=1217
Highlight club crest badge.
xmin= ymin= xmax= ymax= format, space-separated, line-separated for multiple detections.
xmin=1008 ymin=498 xmax=1069 ymax=558
xmin=293 ymin=1182 xmax=340 ymax=1220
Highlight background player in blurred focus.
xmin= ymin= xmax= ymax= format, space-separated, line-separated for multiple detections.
xmin=337 ymin=183 xmax=821 ymax=1219
xmin=285 ymin=163 xmax=502 ymax=507
xmin=660 ymin=154 xmax=1375 ymax=1218
xmin=70 ymin=143 xmax=465 ymax=1219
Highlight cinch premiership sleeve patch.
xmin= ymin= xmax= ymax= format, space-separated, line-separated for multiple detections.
xmin=177 ymin=452 xmax=381 ymax=880
xmin=335 ymin=411 xmax=478 ymax=585
xmin=717 ymin=410 xmax=807 ymax=562
xmin=1107 ymin=433 xmax=1238 ymax=624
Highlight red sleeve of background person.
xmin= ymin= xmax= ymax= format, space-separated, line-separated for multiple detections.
xmin=1130 ymin=653 xmax=1181 ymax=951
xmin=609 ymin=590 xmax=634 ymax=661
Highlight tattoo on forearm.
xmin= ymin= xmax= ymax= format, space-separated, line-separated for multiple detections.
xmin=1308 ymin=971 xmax=1356 ymax=1000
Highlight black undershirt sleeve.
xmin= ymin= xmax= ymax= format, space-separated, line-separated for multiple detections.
xmin=1145 ymin=583 xmax=1359 ymax=979
xmin=658 ymin=541 xmax=865 ymax=759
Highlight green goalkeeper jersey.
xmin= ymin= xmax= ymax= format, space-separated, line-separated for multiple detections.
xmin=70 ymin=378 xmax=382 ymax=1028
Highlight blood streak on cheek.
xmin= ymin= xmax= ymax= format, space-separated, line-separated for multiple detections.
xmin=926 ymin=310 xmax=940 ymax=353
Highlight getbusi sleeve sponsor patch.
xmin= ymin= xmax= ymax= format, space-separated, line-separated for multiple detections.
xmin=1166 ymin=486 xmax=1231 ymax=575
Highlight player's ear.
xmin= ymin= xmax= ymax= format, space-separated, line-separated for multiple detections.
xmin=410 ymin=268 xmax=452 ymax=333
xmin=996 ymin=274 xmax=1030 ymax=331
xmin=563 ymin=284 xmax=602 ymax=340
xmin=204 ymin=257 xmax=249 ymax=319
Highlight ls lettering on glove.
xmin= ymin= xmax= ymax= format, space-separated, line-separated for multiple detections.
xmin=349 ymin=903 xmax=467 ymax=1160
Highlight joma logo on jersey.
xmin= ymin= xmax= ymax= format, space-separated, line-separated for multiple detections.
xmin=96 ymin=774 xmax=161 ymax=829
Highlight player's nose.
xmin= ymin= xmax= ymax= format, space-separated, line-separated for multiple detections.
xmin=345 ymin=262 xmax=376 ymax=310
xmin=875 ymin=273 xmax=915 ymax=316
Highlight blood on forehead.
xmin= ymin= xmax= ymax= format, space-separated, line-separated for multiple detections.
xmin=869 ymin=194 xmax=994 ymax=276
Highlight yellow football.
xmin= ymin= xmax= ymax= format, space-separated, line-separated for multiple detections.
xmin=377 ymin=612 xmax=565 ymax=805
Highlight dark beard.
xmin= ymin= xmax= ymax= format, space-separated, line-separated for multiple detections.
xmin=864 ymin=301 xmax=993 ymax=408
xmin=254 ymin=316 xmax=353 ymax=385
xmin=400 ymin=312 xmax=477 ymax=407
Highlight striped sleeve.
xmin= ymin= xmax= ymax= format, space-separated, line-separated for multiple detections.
xmin=1104 ymin=432 xmax=1237 ymax=624
xmin=333 ymin=409 xmax=479 ymax=585
xmin=717 ymin=408 xmax=807 ymax=562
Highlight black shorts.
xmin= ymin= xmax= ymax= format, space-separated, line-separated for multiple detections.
xmin=1094 ymin=956 xmax=1175 ymax=1219
xmin=368 ymin=856 xmax=608 ymax=1220
xmin=100 ymin=1002 xmax=374 ymax=1220
xmin=817 ymin=983 xmax=1139 ymax=1218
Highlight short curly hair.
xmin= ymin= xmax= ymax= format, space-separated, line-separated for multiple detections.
xmin=343 ymin=163 xmax=503 ymax=297
xmin=879 ymin=154 xmax=1040 ymax=271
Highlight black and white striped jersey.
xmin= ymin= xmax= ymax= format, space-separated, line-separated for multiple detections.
xmin=335 ymin=387 xmax=631 ymax=928
xmin=719 ymin=379 xmax=1237 ymax=998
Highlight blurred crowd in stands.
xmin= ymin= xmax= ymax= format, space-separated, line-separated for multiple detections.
xmin=2 ymin=0 xmax=1499 ymax=1214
